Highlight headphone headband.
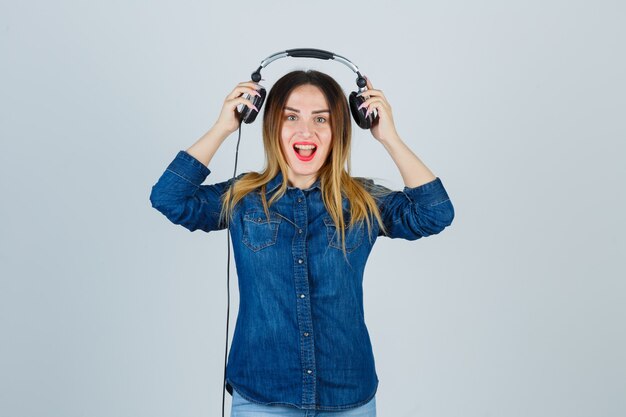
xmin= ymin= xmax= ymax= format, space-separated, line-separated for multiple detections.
xmin=251 ymin=48 xmax=367 ymax=89
xmin=240 ymin=47 xmax=376 ymax=129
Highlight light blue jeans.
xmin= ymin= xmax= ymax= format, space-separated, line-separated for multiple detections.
xmin=231 ymin=389 xmax=377 ymax=417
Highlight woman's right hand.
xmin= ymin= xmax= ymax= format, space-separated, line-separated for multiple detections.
xmin=212 ymin=81 xmax=263 ymax=135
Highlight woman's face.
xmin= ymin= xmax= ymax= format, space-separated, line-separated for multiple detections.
xmin=280 ymin=84 xmax=332 ymax=188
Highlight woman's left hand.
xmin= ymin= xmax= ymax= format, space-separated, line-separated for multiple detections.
xmin=357 ymin=76 xmax=399 ymax=143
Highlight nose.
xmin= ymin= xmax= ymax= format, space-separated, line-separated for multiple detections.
xmin=297 ymin=118 xmax=315 ymax=137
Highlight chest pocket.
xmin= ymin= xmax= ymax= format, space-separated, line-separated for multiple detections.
xmin=323 ymin=216 xmax=364 ymax=253
xmin=242 ymin=210 xmax=282 ymax=252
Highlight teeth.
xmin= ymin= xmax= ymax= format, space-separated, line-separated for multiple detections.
xmin=294 ymin=144 xmax=316 ymax=150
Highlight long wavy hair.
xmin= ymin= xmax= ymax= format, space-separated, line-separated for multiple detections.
xmin=219 ymin=70 xmax=387 ymax=256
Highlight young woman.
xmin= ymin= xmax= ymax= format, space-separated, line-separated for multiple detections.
xmin=150 ymin=70 xmax=455 ymax=416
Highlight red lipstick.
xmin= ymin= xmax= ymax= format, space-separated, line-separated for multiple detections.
xmin=293 ymin=141 xmax=317 ymax=162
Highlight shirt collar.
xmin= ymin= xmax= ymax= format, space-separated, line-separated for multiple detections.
xmin=265 ymin=171 xmax=321 ymax=195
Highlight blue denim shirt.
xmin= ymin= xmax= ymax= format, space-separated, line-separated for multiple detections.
xmin=150 ymin=150 xmax=454 ymax=411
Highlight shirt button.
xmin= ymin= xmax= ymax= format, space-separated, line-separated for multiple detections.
xmin=307 ymin=370 xmax=313 ymax=374
xmin=297 ymin=198 xmax=302 ymax=203
xmin=304 ymin=332 xmax=309 ymax=337
xmin=300 ymin=294 xmax=305 ymax=299
xmin=298 ymin=229 xmax=303 ymax=234
xmin=298 ymin=258 xmax=303 ymax=264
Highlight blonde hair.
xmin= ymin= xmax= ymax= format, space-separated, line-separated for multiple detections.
xmin=219 ymin=70 xmax=388 ymax=256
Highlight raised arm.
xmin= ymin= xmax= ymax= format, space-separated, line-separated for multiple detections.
xmin=357 ymin=76 xmax=454 ymax=239
xmin=149 ymin=81 xmax=262 ymax=231
xmin=357 ymin=76 xmax=438 ymax=188
xmin=186 ymin=80 xmax=262 ymax=165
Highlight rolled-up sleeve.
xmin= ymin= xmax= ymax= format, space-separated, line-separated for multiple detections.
xmin=149 ymin=150 xmax=235 ymax=232
xmin=376 ymin=177 xmax=455 ymax=240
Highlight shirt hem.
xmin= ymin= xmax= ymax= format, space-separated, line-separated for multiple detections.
xmin=226 ymin=377 xmax=379 ymax=411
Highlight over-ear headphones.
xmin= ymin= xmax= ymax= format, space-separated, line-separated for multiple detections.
xmin=237 ymin=48 xmax=378 ymax=129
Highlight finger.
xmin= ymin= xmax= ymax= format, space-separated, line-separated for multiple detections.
xmin=226 ymin=86 xmax=262 ymax=100
xmin=357 ymin=97 xmax=388 ymax=111
xmin=228 ymin=97 xmax=259 ymax=111
xmin=236 ymin=81 xmax=263 ymax=89
xmin=364 ymin=100 xmax=390 ymax=119
xmin=229 ymin=82 xmax=262 ymax=96
xmin=365 ymin=102 xmax=382 ymax=119
xmin=357 ymin=89 xmax=386 ymax=101
xmin=356 ymin=88 xmax=383 ymax=98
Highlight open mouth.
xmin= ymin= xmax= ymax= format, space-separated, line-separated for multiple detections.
xmin=293 ymin=143 xmax=317 ymax=162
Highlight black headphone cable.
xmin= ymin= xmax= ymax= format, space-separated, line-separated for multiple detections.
xmin=221 ymin=117 xmax=243 ymax=417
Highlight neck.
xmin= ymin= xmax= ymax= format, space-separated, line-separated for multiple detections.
xmin=286 ymin=170 xmax=317 ymax=190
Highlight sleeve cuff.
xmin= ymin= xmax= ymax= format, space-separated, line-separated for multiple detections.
xmin=402 ymin=177 xmax=451 ymax=207
xmin=165 ymin=150 xmax=211 ymax=186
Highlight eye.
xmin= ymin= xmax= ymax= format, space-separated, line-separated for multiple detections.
xmin=315 ymin=116 xmax=327 ymax=123
xmin=286 ymin=114 xmax=297 ymax=121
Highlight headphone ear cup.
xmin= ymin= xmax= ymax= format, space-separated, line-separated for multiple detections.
xmin=239 ymin=87 xmax=267 ymax=124
xmin=349 ymin=91 xmax=372 ymax=129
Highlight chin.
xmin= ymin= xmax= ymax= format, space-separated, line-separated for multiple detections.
xmin=290 ymin=166 xmax=321 ymax=177
xmin=284 ymin=151 xmax=329 ymax=179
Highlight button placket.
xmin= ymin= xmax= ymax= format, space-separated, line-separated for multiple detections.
xmin=291 ymin=189 xmax=316 ymax=405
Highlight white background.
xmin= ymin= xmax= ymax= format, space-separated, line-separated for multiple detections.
xmin=1 ymin=1 xmax=624 ymax=416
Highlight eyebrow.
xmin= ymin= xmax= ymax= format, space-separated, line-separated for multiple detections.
xmin=284 ymin=106 xmax=330 ymax=114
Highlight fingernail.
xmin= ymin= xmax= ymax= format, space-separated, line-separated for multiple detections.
xmin=358 ymin=102 xmax=367 ymax=110
xmin=253 ymin=105 xmax=259 ymax=111
xmin=365 ymin=107 xmax=372 ymax=118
